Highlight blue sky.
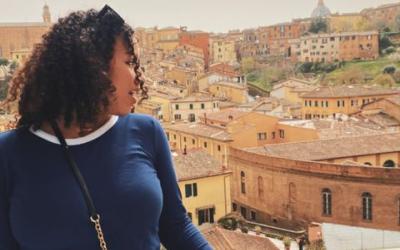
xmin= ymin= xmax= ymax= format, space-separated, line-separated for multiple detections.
xmin=0 ymin=0 xmax=398 ymax=32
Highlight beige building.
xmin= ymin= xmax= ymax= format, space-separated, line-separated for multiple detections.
xmin=211 ymin=38 xmax=236 ymax=65
xmin=208 ymin=81 xmax=248 ymax=104
xmin=173 ymin=149 xmax=232 ymax=226
xmin=301 ymin=85 xmax=400 ymax=119
xmin=156 ymin=27 xmax=181 ymax=52
xmin=270 ymin=78 xmax=317 ymax=104
xmin=290 ymin=31 xmax=379 ymax=63
xmin=170 ymin=94 xmax=220 ymax=122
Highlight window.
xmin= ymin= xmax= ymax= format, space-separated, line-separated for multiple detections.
xmin=201 ymin=103 xmax=205 ymax=109
xmin=272 ymin=132 xmax=276 ymax=139
xmin=198 ymin=207 xmax=215 ymax=225
xmin=188 ymin=113 xmax=195 ymax=122
xmin=183 ymin=137 xmax=186 ymax=142
xmin=322 ymin=188 xmax=332 ymax=216
xmin=383 ymin=160 xmax=395 ymax=168
xmin=240 ymin=171 xmax=246 ymax=194
xmin=185 ymin=183 xmax=198 ymax=197
xmin=192 ymin=139 xmax=196 ymax=145
xmin=251 ymin=211 xmax=256 ymax=221
xmin=204 ymin=142 xmax=207 ymax=148
xmin=217 ymin=145 xmax=221 ymax=151
xmin=305 ymin=100 xmax=308 ymax=107
xmin=279 ymin=129 xmax=285 ymax=139
xmin=314 ymin=101 xmax=318 ymax=107
xmin=174 ymin=114 xmax=181 ymax=120
xmin=189 ymin=104 xmax=193 ymax=110
xmin=337 ymin=100 xmax=340 ymax=107
xmin=342 ymin=100 xmax=345 ymax=107
xmin=173 ymin=134 xmax=176 ymax=140
xmin=232 ymin=203 xmax=237 ymax=211
xmin=175 ymin=104 xmax=179 ymax=110
xmin=187 ymin=212 xmax=192 ymax=221
xmin=166 ymin=132 xmax=170 ymax=141
xmin=325 ymin=101 xmax=328 ymax=107
xmin=240 ymin=207 xmax=247 ymax=219
xmin=308 ymin=100 xmax=312 ymax=106
xmin=362 ymin=192 xmax=372 ymax=221
xmin=257 ymin=132 xmax=267 ymax=140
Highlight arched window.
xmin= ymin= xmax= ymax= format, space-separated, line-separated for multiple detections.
xmin=322 ymin=188 xmax=332 ymax=216
xmin=383 ymin=160 xmax=395 ymax=168
xmin=240 ymin=171 xmax=246 ymax=194
xmin=362 ymin=192 xmax=372 ymax=221
xmin=258 ymin=176 xmax=264 ymax=199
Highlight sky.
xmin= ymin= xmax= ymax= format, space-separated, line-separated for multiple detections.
xmin=0 ymin=0 xmax=399 ymax=33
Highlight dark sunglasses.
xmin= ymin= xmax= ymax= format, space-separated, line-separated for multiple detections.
xmin=97 ymin=5 xmax=124 ymax=25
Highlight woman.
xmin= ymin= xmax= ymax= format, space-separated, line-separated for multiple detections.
xmin=0 ymin=5 xmax=212 ymax=250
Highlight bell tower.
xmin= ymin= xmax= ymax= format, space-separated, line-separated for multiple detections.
xmin=42 ymin=3 xmax=51 ymax=24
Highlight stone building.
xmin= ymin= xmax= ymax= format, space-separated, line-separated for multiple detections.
xmin=0 ymin=4 xmax=51 ymax=60
xmin=230 ymin=133 xmax=400 ymax=232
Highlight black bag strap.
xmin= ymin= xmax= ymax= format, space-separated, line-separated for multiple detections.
xmin=50 ymin=121 xmax=98 ymax=219
xmin=50 ymin=121 xmax=108 ymax=250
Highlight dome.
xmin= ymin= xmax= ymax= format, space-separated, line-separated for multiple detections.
xmin=311 ymin=0 xmax=331 ymax=18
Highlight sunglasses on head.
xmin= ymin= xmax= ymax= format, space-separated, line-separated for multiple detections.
xmin=97 ymin=5 xmax=125 ymax=25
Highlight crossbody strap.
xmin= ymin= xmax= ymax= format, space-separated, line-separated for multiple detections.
xmin=50 ymin=121 xmax=108 ymax=250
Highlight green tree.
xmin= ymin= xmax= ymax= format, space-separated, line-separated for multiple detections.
xmin=0 ymin=58 xmax=8 ymax=66
xmin=374 ymin=74 xmax=396 ymax=87
xmin=240 ymin=57 xmax=256 ymax=74
xmin=309 ymin=18 xmax=328 ymax=34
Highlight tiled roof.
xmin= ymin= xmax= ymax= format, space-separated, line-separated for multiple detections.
xmin=164 ymin=123 xmax=233 ymax=141
xmin=386 ymin=96 xmax=400 ymax=106
xmin=301 ymin=85 xmax=399 ymax=98
xmin=170 ymin=94 xmax=219 ymax=103
xmin=203 ymin=108 xmax=248 ymax=123
xmin=172 ymin=149 xmax=230 ymax=181
xmin=245 ymin=133 xmax=400 ymax=161
xmin=201 ymin=224 xmax=279 ymax=250
xmin=214 ymin=81 xmax=247 ymax=90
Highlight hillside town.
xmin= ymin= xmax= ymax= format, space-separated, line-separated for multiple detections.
xmin=1 ymin=1 xmax=400 ymax=249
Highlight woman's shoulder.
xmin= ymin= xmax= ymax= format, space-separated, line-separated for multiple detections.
xmin=0 ymin=128 xmax=27 ymax=148
xmin=121 ymin=113 xmax=162 ymax=131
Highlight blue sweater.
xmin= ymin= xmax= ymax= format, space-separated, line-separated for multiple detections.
xmin=0 ymin=114 xmax=212 ymax=250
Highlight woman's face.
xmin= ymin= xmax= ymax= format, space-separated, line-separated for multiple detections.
xmin=107 ymin=37 xmax=139 ymax=116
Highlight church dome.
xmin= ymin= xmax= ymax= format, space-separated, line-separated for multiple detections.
xmin=311 ymin=0 xmax=331 ymax=18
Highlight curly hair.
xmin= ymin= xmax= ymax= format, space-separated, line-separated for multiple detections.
xmin=4 ymin=8 xmax=147 ymax=129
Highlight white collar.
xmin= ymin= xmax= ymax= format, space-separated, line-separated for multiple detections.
xmin=29 ymin=115 xmax=119 ymax=145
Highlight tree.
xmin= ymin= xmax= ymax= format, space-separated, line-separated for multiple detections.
xmin=337 ymin=66 xmax=366 ymax=85
xmin=309 ymin=18 xmax=328 ymax=34
xmin=0 ymin=58 xmax=8 ymax=66
xmin=374 ymin=74 xmax=396 ymax=87
xmin=379 ymin=36 xmax=393 ymax=53
xmin=383 ymin=65 xmax=397 ymax=74
xmin=240 ymin=57 xmax=256 ymax=74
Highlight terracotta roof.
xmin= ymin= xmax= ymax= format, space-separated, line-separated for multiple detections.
xmin=201 ymin=224 xmax=279 ymax=250
xmin=301 ymin=85 xmax=399 ymax=98
xmin=214 ymin=81 xmax=247 ymax=90
xmin=170 ymin=94 xmax=219 ymax=103
xmin=245 ymin=133 xmax=400 ymax=161
xmin=172 ymin=149 xmax=230 ymax=181
xmin=164 ymin=123 xmax=233 ymax=141
xmin=203 ymin=108 xmax=248 ymax=123
xmin=386 ymin=96 xmax=400 ymax=106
